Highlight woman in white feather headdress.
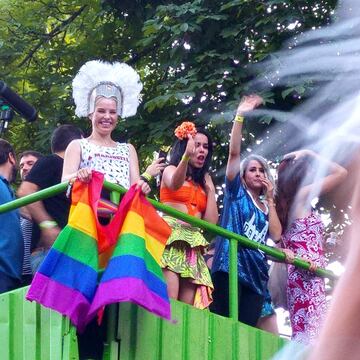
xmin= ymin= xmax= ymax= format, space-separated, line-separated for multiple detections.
xmin=62 ymin=60 xmax=164 ymax=193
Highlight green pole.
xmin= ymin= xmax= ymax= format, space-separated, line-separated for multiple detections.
xmin=229 ymin=238 xmax=238 ymax=320
xmin=0 ymin=182 xmax=68 ymax=213
xmin=0 ymin=180 xmax=337 ymax=280
xmin=102 ymin=181 xmax=337 ymax=280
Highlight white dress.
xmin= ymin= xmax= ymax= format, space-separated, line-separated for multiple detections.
xmin=79 ymin=138 xmax=130 ymax=189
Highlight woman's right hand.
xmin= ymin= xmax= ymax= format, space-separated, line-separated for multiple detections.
xmin=236 ymin=94 xmax=263 ymax=115
xmin=306 ymin=259 xmax=318 ymax=272
xmin=76 ymin=167 xmax=92 ymax=183
xmin=283 ymin=149 xmax=315 ymax=161
xmin=184 ymin=133 xmax=195 ymax=157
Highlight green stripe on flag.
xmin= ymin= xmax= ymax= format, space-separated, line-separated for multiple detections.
xmin=52 ymin=226 xmax=98 ymax=270
xmin=112 ymin=233 xmax=164 ymax=279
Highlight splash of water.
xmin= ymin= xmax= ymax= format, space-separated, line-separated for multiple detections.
xmin=249 ymin=0 xmax=360 ymax=159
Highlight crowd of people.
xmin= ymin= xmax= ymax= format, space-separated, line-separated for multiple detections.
xmin=0 ymin=60 xmax=348 ymax=346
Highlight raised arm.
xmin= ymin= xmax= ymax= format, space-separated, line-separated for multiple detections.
xmin=286 ymin=149 xmax=348 ymax=205
xmin=162 ymin=134 xmax=195 ymax=191
xmin=226 ymin=95 xmax=263 ymax=181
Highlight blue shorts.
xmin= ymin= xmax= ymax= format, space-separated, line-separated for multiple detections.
xmin=31 ymin=249 xmax=49 ymax=274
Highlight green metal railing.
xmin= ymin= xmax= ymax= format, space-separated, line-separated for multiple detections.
xmin=0 ymin=180 xmax=337 ymax=322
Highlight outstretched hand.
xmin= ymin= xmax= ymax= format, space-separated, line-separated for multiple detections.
xmin=236 ymin=94 xmax=263 ymax=115
xmin=283 ymin=149 xmax=315 ymax=161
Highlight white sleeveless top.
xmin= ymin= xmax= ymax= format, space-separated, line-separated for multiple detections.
xmin=79 ymin=138 xmax=130 ymax=189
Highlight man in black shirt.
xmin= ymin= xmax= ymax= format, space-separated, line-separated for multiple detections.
xmin=18 ymin=125 xmax=83 ymax=272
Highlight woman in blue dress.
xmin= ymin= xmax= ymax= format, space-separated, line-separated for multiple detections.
xmin=211 ymin=95 xmax=282 ymax=326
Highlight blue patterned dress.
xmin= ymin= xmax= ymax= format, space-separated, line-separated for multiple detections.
xmin=212 ymin=173 xmax=269 ymax=296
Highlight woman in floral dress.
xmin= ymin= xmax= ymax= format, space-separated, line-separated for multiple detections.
xmin=276 ymin=149 xmax=347 ymax=344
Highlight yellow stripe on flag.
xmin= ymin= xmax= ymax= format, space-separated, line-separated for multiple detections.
xmin=121 ymin=210 xmax=164 ymax=263
xmin=68 ymin=202 xmax=97 ymax=240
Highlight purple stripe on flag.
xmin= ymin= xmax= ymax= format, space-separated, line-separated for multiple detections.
xmin=26 ymin=272 xmax=91 ymax=332
xmin=87 ymin=277 xmax=171 ymax=322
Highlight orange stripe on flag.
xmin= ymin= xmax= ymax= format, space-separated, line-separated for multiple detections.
xmin=70 ymin=181 xmax=89 ymax=205
xmin=68 ymin=202 xmax=97 ymax=240
xmin=129 ymin=195 xmax=171 ymax=246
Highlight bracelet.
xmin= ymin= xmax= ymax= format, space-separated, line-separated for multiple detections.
xmin=141 ymin=172 xmax=152 ymax=182
xmin=39 ymin=220 xmax=58 ymax=230
xmin=181 ymin=154 xmax=190 ymax=162
xmin=266 ymin=198 xmax=276 ymax=207
xmin=140 ymin=175 xmax=150 ymax=184
xmin=234 ymin=114 xmax=244 ymax=123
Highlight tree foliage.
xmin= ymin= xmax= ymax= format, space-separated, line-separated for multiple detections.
xmin=0 ymin=0 xmax=337 ymax=161
xmin=2 ymin=0 xmax=350 ymax=274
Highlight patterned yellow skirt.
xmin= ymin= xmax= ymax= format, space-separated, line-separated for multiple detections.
xmin=160 ymin=216 xmax=213 ymax=309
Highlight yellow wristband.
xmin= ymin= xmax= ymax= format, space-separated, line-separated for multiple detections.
xmin=181 ymin=154 xmax=190 ymax=162
xmin=234 ymin=115 xmax=244 ymax=123
xmin=141 ymin=172 xmax=152 ymax=182
xmin=39 ymin=220 xmax=58 ymax=230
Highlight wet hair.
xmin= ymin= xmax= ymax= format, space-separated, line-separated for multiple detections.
xmin=276 ymin=156 xmax=312 ymax=229
xmin=168 ymin=127 xmax=213 ymax=188
xmin=0 ymin=139 xmax=15 ymax=165
xmin=19 ymin=150 xmax=43 ymax=161
xmin=240 ymin=154 xmax=275 ymax=194
xmin=51 ymin=124 xmax=84 ymax=153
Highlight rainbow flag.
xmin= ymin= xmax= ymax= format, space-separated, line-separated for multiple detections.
xmin=26 ymin=171 xmax=171 ymax=332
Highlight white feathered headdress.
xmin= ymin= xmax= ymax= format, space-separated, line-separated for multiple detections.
xmin=72 ymin=60 xmax=143 ymax=118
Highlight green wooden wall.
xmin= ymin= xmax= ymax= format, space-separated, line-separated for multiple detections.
xmin=109 ymin=301 xmax=287 ymax=360
xmin=0 ymin=287 xmax=78 ymax=360
xmin=0 ymin=287 xmax=286 ymax=360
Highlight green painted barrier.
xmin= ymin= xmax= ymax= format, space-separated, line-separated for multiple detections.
xmin=0 ymin=179 xmax=331 ymax=359
xmin=0 ymin=286 xmax=78 ymax=360
xmin=0 ymin=179 xmax=336 ymax=322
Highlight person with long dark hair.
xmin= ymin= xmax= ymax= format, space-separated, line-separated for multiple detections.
xmin=211 ymin=95 xmax=282 ymax=327
xmin=276 ymin=149 xmax=347 ymax=344
xmin=160 ymin=122 xmax=218 ymax=309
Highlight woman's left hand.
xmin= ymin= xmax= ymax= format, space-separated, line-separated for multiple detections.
xmin=145 ymin=158 xmax=167 ymax=178
xmin=204 ymin=173 xmax=215 ymax=194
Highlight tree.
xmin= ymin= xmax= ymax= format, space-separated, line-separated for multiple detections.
xmin=0 ymin=0 xmax=337 ymax=160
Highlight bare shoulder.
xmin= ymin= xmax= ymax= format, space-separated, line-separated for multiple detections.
xmin=67 ymin=138 xmax=82 ymax=151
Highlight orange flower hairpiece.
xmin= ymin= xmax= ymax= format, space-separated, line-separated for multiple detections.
xmin=174 ymin=121 xmax=197 ymax=140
